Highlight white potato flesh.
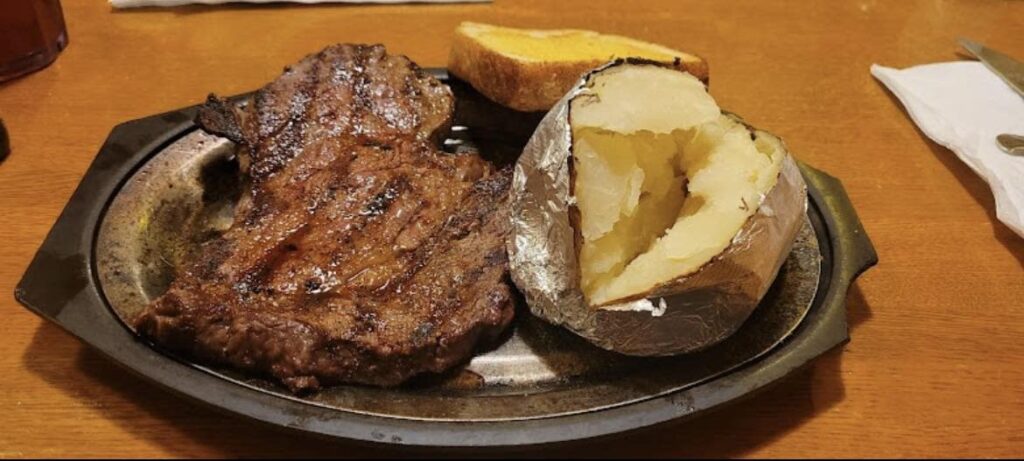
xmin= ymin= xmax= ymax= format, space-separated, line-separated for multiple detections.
xmin=571 ymin=66 xmax=784 ymax=306
xmin=571 ymin=65 xmax=719 ymax=134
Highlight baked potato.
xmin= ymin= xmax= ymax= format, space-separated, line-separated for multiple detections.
xmin=508 ymin=60 xmax=807 ymax=355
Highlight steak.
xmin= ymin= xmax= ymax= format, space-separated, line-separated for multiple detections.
xmin=133 ymin=44 xmax=515 ymax=393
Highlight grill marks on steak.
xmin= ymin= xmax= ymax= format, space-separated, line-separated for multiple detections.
xmin=134 ymin=44 xmax=515 ymax=392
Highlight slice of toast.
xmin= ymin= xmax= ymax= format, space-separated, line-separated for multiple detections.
xmin=448 ymin=22 xmax=709 ymax=112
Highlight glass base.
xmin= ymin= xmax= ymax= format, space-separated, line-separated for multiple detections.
xmin=0 ymin=30 xmax=67 ymax=83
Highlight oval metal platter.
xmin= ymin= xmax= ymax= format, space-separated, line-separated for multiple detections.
xmin=15 ymin=70 xmax=877 ymax=448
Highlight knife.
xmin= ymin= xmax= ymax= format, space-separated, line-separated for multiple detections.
xmin=958 ymin=37 xmax=1024 ymax=97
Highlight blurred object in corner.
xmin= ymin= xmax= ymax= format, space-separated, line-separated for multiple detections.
xmin=111 ymin=0 xmax=487 ymax=8
xmin=0 ymin=118 xmax=9 ymax=163
xmin=0 ymin=0 xmax=68 ymax=83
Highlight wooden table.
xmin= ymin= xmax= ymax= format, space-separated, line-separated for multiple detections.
xmin=1 ymin=0 xmax=1022 ymax=457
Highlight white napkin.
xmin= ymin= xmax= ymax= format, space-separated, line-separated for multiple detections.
xmin=111 ymin=0 xmax=486 ymax=8
xmin=872 ymin=61 xmax=1024 ymax=239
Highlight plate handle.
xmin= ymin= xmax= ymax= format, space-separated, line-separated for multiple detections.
xmin=799 ymin=162 xmax=879 ymax=280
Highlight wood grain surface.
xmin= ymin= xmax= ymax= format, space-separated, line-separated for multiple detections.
xmin=1 ymin=0 xmax=1022 ymax=457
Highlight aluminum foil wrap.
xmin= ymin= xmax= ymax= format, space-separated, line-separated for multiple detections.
xmin=508 ymin=66 xmax=809 ymax=356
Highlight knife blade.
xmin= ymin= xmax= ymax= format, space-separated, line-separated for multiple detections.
xmin=958 ymin=37 xmax=1024 ymax=97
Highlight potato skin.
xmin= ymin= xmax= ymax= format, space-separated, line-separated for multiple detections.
xmin=447 ymin=30 xmax=709 ymax=112
xmin=508 ymin=62 xmax=807 ymax=356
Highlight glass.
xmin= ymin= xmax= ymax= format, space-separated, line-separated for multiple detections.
xmin=0 ymin=0 xmax=68 ymax=83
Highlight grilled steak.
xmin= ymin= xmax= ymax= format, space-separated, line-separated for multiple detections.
xmin=133 ymin=44 xmax=515 ymax=393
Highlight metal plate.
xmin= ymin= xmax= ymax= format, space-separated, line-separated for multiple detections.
xmin=15 ymin=70 xmax=877 ymax=447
